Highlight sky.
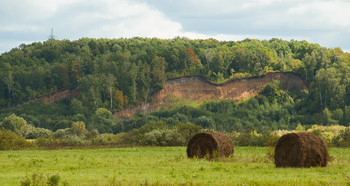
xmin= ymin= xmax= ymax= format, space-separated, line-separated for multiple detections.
xmin=1 ymin=0 xmax=350 ymax=54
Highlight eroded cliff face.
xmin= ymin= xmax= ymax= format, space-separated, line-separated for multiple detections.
xmin=114 ymin=72 xmax=307 ymax=120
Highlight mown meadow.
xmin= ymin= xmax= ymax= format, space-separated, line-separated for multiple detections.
xmin=0 ymin=147 xmax=349 ymax=185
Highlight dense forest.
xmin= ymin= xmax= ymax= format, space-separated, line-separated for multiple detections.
xmin=0 ymin=37 xmax=350 ymax=141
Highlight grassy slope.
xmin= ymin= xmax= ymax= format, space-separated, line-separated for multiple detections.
xmin=0 ymin=147 xmax=349 ymax=185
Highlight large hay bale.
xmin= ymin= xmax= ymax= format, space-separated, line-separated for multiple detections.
xmin=274 ymin=132 xmax=329 ymax=168
xmin=187 ymin=132 xmax=234 ymax=159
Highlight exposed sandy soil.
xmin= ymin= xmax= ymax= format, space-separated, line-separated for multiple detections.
xmin=114 ymin=72 xmax=307 ymax=120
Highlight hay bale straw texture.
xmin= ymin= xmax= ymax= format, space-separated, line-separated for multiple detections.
xmin=274 ymin=132 xmax=329 ymax=168
xmin=187 ymin=132 xmax=234 ymax=159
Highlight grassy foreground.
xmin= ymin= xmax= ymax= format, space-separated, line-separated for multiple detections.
xmin=0 ymin=147 xmax=349 ymax=185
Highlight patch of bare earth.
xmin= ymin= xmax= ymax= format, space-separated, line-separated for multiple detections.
xmin=114 ymin=72 xmax=307 ymax=120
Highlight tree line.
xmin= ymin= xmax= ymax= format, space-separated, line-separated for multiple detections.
xmin=0 ymin=37 xmax=350 ymax=134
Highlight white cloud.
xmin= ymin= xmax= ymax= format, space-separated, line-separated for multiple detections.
xmin=0 ymin=0 xmax=350 ymax=53
xmin=0 ymin=24 xmax=42 ymax=32
xmin=0 ymin=0 xmax=186 ymax=53
xmin=137 ymin=0 xmax=350 ymax=50
xmin=287 ymin=1 xmax=350 ymax=29
xmin=74 ymin=0 xmax=183 ymax=38
xmin=0 ymin=0 xmax=57 ymax=21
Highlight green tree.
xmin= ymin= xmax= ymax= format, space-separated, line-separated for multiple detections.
xmin=231 ymin=39 xmax=275 ymax=76
xmin=332 ymin=108 xmax=343 ymax=123
xmin=0 ymin=63 xmax=14 ymax=104
xmin=315 ymin=68 xmax=345 ymax=110
xmin=184 ymin=48 xmax=202 ymax=75
xmin=342 ymin=106 xmax=350 ymax=126
xmin=70 ymin=99 xmax=85 ymax=115
xmin=150 ymin=56 xmax=166 ymax=89
xmin=0 ymin=114 xmax=27 ymax=136
xmin=322 ymin=108 xmax=337 ymax=125
xmin=89 ymin=108 xmax=115 ymax=133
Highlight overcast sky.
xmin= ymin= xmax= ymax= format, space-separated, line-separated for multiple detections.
xmin=1 ymin=0 xmax=350 ymax=54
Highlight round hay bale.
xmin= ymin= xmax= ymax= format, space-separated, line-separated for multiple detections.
xmin=274 ymin=132 xmax=329 ymax=168
xmin=187 ymin=132 xmax=234 ymax=159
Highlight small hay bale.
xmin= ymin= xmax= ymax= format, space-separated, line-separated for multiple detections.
xmin=274 ymin=132 xmax=329 ymax=168
xmin=187 ymin=132 xmax=234 ymax=159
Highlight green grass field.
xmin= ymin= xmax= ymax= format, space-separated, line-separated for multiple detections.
xmin=0 ymin=147 xmax=349 ymax=185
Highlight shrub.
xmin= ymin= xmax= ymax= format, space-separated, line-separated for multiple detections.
xmin=176 ymin=123 xmax=203 ymax=142
xmin=85 ymin=129 xmax=99 ymax=140
xmin=235 ymin=131 xmax=268 ymax=146
xmin=1 ymin=114 xmax=27 ymax=136
xmin=46 ymin=173 xmax=61 ymax=186
xmin=53 ymin=128 xmax=73 ymax=139
xmin=307 ymin=125 xmax=346 ymax=145
xmin=143 ymin=129 xmax=185 ymax=146
xmin=100 ymin=133 xmax=121 ymax=143
xmin=195 ymin=116 xmax=214 ymax=128
xmin=332 ymin=128 xmax=350 ymax=147
xmin=90 ymin=135 xmax=109 ymax=146
xmin=26 ymin=128 xmax=53 ymax=139
xmin=229 ymin=130 xmax=276 ymax=146
xmin=35 ymin=138 xmax=61 ymax=148
xmin=61 ymin=135 xmax=90 ymax=146
xmin=236 ymin=131 xmax=252 ymax=146
xmin=20 ymin=125 xmax=36 ymax=138
xmin=20 ymin=172 xmax=62 ymax=186
xmin=0 ymin=130 xmax=35 ymax=150
xmin=71 ymin=121 xmax=87 ymax=136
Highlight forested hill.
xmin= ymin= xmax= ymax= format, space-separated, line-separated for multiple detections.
xmin=1 ymin=37 xmax=350 ymax=132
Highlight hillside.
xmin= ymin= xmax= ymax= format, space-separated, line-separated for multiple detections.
xmin=30 ymin=72 xmax=306 ymax=120
xmin=115 ymin=72 xmax=306 ymax=119
xmin=1 ymin=37 xmax=350 ymax=133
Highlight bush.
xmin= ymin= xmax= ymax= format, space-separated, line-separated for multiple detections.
xmin=61 ymin=135 xmax=90 ymax=146
xmin=195 ymin=116 xmax=214 ymax=128
xmin=85 ymin=129 xmax=99 ymax=140
xmin=143 ymin=129 xmax=185 ymax=146
xmin=1 ymin=114 xmax=28 ymax=136
xmin=35 ymin=138 xmax=61 ymax=148
xmin=307 ymin=125 xmax=346 ymax=145
xmin=0 ymin=130 xmax=35 ymax=150
xmin=90 ymin=135 xmax=109 ymax=146
xmin=234 ymin=131 xmax=268 ymax=146
xmin=176 ymin=123 xmax=202 ymax=142
xmin=26 ymin=128 xmax=53 ymax=139
xmin=71 ymin=121 xmax=87 ymax=136
xmin=53 ymin=128 xmax=73 ymax=139
xmin=100 ymin=133 xmax=121 ymax=144
xmin=332 ymin=128 xmax=350 ymax=147
xmin=20 ymin=172 xmax=62 ymax=186
xmin=47 ymin=173 xmax=61 ymax=186
xmin=236 ymin=132 xmax=252 ymax=146
xmin=229 ymin=130 xmax=276 ymax=146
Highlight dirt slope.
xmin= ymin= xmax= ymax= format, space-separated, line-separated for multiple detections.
xmin=114 ymin=72 xmax=307 ymax=119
